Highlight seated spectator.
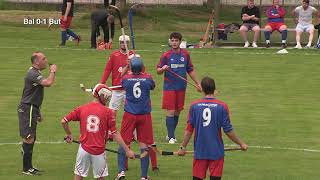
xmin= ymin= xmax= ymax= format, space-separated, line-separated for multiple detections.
xmin=239 ymin=0 xmax=261 ymax=48
xmin=292 ymin=0 xmax=320 ymax=49
xmin=264 ymin=0 xmax=288 ymax=48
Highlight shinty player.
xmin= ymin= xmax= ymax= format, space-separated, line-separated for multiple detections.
xmin=116 ymin=56 xmax=156 ymax=180
xmin=61 ymin=84 xmax=135 ymax=180
xmin=178 ymin=77 xmax=248 ymax=180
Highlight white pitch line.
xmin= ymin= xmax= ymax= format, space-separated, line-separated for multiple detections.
xmin=0 ymin=141 xmax=319 ymax=153
xmin=224 ymin=144 xmax=320 ymax=153
xmin=1 ymin=46 xmax=320 ymax=56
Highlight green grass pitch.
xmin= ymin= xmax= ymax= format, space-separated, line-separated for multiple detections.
xmin=0 ymin=7 xmax=320 ymax=180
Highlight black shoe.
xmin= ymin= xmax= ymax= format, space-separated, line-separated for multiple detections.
xmin=32 ymin=167 xmax=44 ymax=173
xmin=22 ymin=168 xmax=40 ymax=176
xmin=281 ymin=43 xmax=287 ymax=49
xmin=266 ymin=43 xmax=271 ymax=48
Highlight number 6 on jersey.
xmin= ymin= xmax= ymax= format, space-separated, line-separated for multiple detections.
xmin=133 ymin=82 xmax=141 ymax=98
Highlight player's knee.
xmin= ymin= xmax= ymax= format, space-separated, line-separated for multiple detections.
xmin=174 ymin=111 xmax=181 ymax=116
xmin=166 ymin=110 xmax=175 ymax=117
xmin=308 ymin=29 xmax=315 ymax=34
xmin=264 ymin=26 xmax=272 ymax=31
xmin=253 ymin=26 xmax=260 ymax=32
xmin=138 ymin=142 xmax=147 ymax=149
xmin=239 ymin=26 xmax=247 ymax=32
xmin=280 ymin=25 xmax=287 ymax=31
xmin=210 ymin=176 xmax=221 ymax=180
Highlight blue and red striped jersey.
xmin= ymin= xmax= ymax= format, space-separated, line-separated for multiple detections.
xmin=266 ymin=6 xmax=286 ymax=23
xmin=157 ymin=49 xmax=194 ymax=91
xmin=186 ymin=98 xmax=233 ymax=160
xmin=122 ymin=73 xmax=155 ymax=114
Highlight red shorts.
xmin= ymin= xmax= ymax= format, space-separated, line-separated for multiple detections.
xmin=60 ymin=16 xmax=73 ymax=29
xmin=120 ymin=112 xmax=154 ymax=145
xmin=193 ymin=157 xmax=224 ymax=179
xmin=266 ymin=22 xmax=285 ymax=32
xmin=162 ymin=90 xmax=186 ymax=111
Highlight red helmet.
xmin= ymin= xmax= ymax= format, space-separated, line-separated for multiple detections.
xmin=92 ymin=84 xmax=112 ymax=104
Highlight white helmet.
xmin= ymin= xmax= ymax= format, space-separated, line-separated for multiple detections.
xmin=119 ymin=35 xmax=130 ymax=42
xmin=92 ymin=83 xmax=112 ymax=105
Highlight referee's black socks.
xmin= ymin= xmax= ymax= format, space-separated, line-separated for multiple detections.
xmin=22 ymin=142 xmax=34 ymax=171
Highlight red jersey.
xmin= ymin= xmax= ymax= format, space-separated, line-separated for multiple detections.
xmin=63 ymin=102 xmax=116 ymax=155
xmin=100 ymin=50 xmax=135 ymax=90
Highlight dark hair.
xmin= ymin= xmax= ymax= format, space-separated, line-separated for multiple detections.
xmin=169 ymin=32 xmax=182 ymax=41
xmin=30 ymin=51 xmax=40 ymax=63
xmin=303 ymin=0 xmax=309 ymax=4
xmin=201 ymin=76 xmax=216 ymax=95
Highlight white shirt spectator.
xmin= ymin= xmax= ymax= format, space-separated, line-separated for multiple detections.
xmin=294 ymin=5 xmax=318 ymax=25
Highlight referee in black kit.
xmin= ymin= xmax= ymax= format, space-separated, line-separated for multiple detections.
xmin=90 ymin=9 xmax=115 ymax=49
xmin=18 ymin=52 xmax=57 ymax=176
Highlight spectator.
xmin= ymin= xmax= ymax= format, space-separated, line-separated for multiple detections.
xmin=292 ymin=0 xmax=320 ymax=49
xmin=239 ymin=0 xmax=261 ymax=48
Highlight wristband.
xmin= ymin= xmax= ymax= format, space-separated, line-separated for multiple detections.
xmin=180 ymin=146 xmax=186 ymax=150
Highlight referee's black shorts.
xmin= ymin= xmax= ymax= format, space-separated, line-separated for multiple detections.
xmin=18 ymin=103 xmax=40 ymax=139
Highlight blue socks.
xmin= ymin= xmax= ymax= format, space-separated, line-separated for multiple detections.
xmin=61 ymin=31 xmax=67 ymax=45
xmin=166 ymin=116 xmax=175 ymax=139
xmin=140 ymin=148 xmax=149 ymax=178
xmin=264 ymin=31 xmax=271 ymax=41
xmin=173 ymin=115 xmax=179 ymax=132
xmin=281 ymin=30 xmax=288 ymax=41
xmin=66 ymin=29 xmax=78 ymax=39
xmin=265 ymin=30 xmax=287 ymax=43
xmin=117 ymin=146 xmax=126 ymax=172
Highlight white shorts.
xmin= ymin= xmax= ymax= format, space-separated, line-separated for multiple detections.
xmin=74 ymin=145 xmax=108 ymax=178
xmin=108 ymin=90 xmax=125 ymax=111
xmin=296 ymin=23 xmax=314 ymax=33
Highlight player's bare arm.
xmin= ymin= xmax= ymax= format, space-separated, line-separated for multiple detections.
xmin=242 ymin=14 xmax=252 ymax=21
xmin=292 ymin=9 xmax=298 ymax=24
xmin=177 ymin=130 xmax=193 ymax=156
xmin=61 ymin=118 xmax=73 ymax=143
xmin=252 ymin=16 xmax=259 ymax=21
xmin=120 ymin=64 xmax=129 ymax=77
xmin=225 ymin=130 xmax=248 ymax=151
xmin=188 ymin=71 xmax=202 ymax=92
xmin=41 ymin=64 xmax=57 ymax=87
xmin=113 ymin=132 xmax=136 ymax=159
xmin=156 ymin=65 xmax=169 ymax=74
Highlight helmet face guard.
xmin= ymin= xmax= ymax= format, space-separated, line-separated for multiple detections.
xmin=92 ymin=84 xmax=112 ymax=105
xmin=119 ymin=35 xmax=130 ymax=43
